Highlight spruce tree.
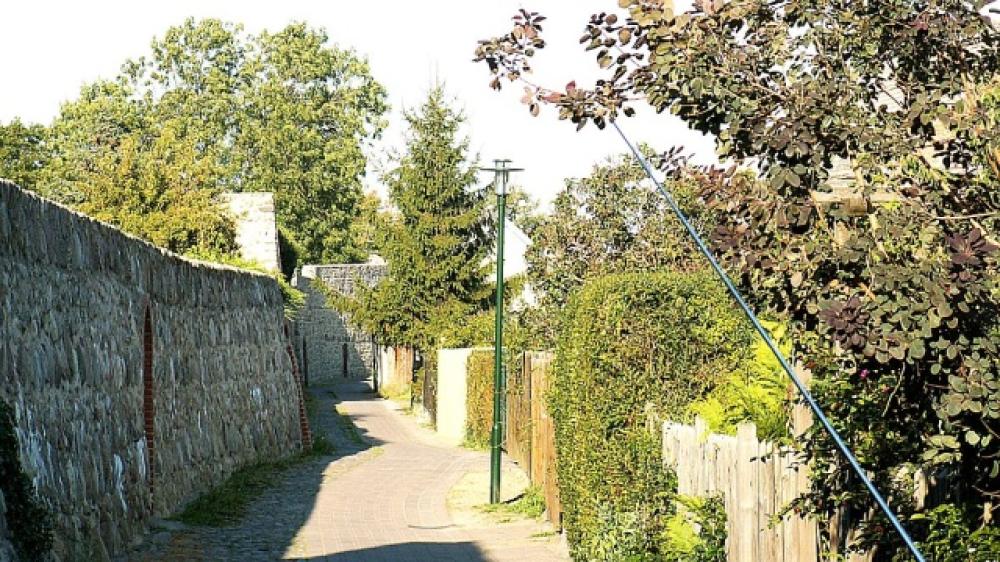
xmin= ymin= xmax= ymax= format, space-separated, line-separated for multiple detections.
xmin=348 ymin=87 xmax=493 ymax=351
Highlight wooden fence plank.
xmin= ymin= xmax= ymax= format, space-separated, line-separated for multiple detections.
xmin=659 ymin=419 xmax=818 ymax=562
xmin=504 ymin=352 xmax=532 ymax=469
xmin=526 ymin=352 xmax=561 ymax=529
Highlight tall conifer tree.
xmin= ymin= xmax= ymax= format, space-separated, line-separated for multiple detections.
xmin=348 ymin=87 xmax=493 ymax=350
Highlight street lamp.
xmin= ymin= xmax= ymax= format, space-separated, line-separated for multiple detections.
xmin=479 ymin=159 xmax=523 ymax=504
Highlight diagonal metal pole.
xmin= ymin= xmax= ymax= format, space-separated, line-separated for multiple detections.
xmin=611 ymin=122 xmax=925 ymax=561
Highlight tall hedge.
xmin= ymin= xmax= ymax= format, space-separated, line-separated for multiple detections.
xmin=466 ymin=350 xmax=494 ymax=448
xmin=550 ymin=271 xmax=754 ymax=560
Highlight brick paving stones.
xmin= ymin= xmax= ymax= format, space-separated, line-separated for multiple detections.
xmin=124 ymin=382 xmax=569 ymax=562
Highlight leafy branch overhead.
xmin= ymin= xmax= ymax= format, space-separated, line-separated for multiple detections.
xmin=476 ymin=0 xmax=1000 ymax=555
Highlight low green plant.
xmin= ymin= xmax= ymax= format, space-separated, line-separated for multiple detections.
xmin=687 ymin=320 xmax=791 ymax=442
xmin=902 ymin=504 xmax=1000 ymax=562
xmin=309 ymin=434 xmax=336 ymax=456
xmin=378 ymin=380 xmax=411 ymax=405
xmin=0 ymin=400 xmax=53 ymax=560
xmin=479 ymin=485 xmax=547 ymax=519
xmin=465 ymin=351 xmax=494 ymax=449
xmin=172 ymin=457 xmax=301 ymax=526
xmin=661 ymin=495 xmax=727 ymax=562
xmin=334 ymin=405 xmax=366 ymax=446
xmin=583 ymin=503 xmax=665 ymax=562
xmin=551 ymin=271 xmax=751 ymax=561
xmin=176 ymin=388 xmax=340 ymax=526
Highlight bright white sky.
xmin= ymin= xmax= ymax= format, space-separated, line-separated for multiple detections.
xmin=0 ymin=0 xmax=715 ymax=208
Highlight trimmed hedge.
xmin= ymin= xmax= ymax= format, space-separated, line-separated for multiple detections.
xmin=466 ymin=350 xmax=494 ymax=448
xmin=550 ymin=271 xmax=754 ymax=560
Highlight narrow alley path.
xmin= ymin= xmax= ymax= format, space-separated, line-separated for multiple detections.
xmin=127 ymin=382 xmax=568 ymax=562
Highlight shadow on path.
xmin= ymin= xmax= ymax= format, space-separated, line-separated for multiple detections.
xmin=125 ymin=380 xmax=567 ymax=562
xmin=124 ymin=381 xmax=381 ymax=562
xmin=303 ymin=541 xmax=488 ymax=561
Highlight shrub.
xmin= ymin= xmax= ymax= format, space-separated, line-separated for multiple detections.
xmin=0 ymin=401 xmax=53 ymax=560
xmin=902 ymin=504 xmax=1000 ymax=562
xmin=662 ymin=495 xmax=727 ymax=562
xmin=465 ymin=350 xmax=494 ymax=449
xmin=550 ymin=271 xmax=753 ymax=560
xmin=687 ymin=320 xmax=791 ymax=443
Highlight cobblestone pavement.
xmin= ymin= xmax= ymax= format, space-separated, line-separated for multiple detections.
xmin=125 ymin=382 xmax=568 ymax=562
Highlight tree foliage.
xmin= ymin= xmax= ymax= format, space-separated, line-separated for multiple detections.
xmin=342 ymin=88 xmax=493 ymax=350
xmin=36 ymin=18 xmax=386 ymax=262
xmin=0 ymin=119 xmax=48 ymax=190
xmin=476 ymin=1 xmax=1000 ymax=555
xmin=73 ymin=119 xmax=237 ymax=254
xmin=524 ymin=152 xmax=711 ymax=343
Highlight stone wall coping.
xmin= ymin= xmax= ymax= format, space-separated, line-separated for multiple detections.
xmin=0 ymin=179 xmax=275 ymax=282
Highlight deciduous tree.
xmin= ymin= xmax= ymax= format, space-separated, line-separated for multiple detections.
xmin=524 ymin=152 xmax=712 ymax=343
xmin=476 ymin=2 xmax=1000 ymax=555
xmin=0 ymin=119 xmax=48 ymax=190
xmin=41 ymin=18 xmax=387 ymax=263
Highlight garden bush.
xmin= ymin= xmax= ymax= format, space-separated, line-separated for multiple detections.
xmin=465 ymin=350 xmax=494 ymax=448
xmin=550 ymin=271 xmax=754 ymax=561
xmin=687 ymin=320 xmax=792 ymax=443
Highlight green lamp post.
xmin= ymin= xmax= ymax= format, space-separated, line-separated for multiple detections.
xmin=479 ymin=159 xmax=522 ymax=504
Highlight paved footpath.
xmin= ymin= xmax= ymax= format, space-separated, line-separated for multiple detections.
xmin=126 ymin=382 xmax=568 ymax=562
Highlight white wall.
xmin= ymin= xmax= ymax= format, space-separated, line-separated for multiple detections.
xmin=436 ymin=348 xmax=478 ymax=446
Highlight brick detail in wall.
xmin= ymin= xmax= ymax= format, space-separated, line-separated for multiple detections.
xmin=285 ymin=324 xmax=312 ymax=450
xmin=142 ymin=305 xmax=156 ymax=498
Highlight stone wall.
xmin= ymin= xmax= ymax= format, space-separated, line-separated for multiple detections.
xmin=0 ymin=181 xmax=303 ymax=561
xmin=294 ymin=264 xmax=386 ymax=385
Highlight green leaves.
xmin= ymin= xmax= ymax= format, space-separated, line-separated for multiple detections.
xmin=473 ymin=2 xmax=1000 ymax=553
xmin=341 ymin=88 xmax=492 ymax=350
xmin=37 ymin=18 xmax=387 ymax=264
xmin=524 ymin=152 xmax=714 ymax=344
xmin=0 ymin=120 xmax=48 ymax=191
xmin=551 ymin=271 xmax=751 ymax=560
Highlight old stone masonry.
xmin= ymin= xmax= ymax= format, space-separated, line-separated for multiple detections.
xmin=292 ymin=264 xmax=386 ymax=385
xmin=0 ymin=181 xmax=567 ymax=562
xmin=0 ymin=181 xmax=307 ymax=561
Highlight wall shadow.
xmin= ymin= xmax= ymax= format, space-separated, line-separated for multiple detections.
xmin=302 ymin=541 xmax=488 ymax=561
xmin=126 ymin=382 xmax=387 ymax=561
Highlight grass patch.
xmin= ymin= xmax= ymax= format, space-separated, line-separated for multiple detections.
xmin=305 ymin=392 xmax=319 ymax=421
xmin=334 ymin=405 xmax=367 ymax=445
xmin=172 ymin=457 xmax=297 ymax=526
xmin=310 ymin=433 xmax=337 ymax=456
xmin=379 ymin=381 xmax=411 ymax=406
xmin=173 ymin=440 xmax=336 ymax=526
xmin=174 ymin=391 xmax=338 ymax=526
xmin=462 ymin=435 xmax=489 ymax=450
xmin=478 ymin=485 xmax=546 ymax=520
xmin=530 ymin=530 xmax=557 ymax=539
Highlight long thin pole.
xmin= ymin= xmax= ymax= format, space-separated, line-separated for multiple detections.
xmin=491 ymin=159 xmax=508 ymax=504
xmin=612 ymin=122 xmax=925 ymax=561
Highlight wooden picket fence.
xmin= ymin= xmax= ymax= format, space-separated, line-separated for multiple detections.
xmin=501 ymin=352 xmax=859 ymax=559
xmin=505 ymin=354 xmax=532 ymax=469
xmin=504 ymin=351 xmax=562 ymax=528
xmin=661 ymin=418 xmax=819 ymax=562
